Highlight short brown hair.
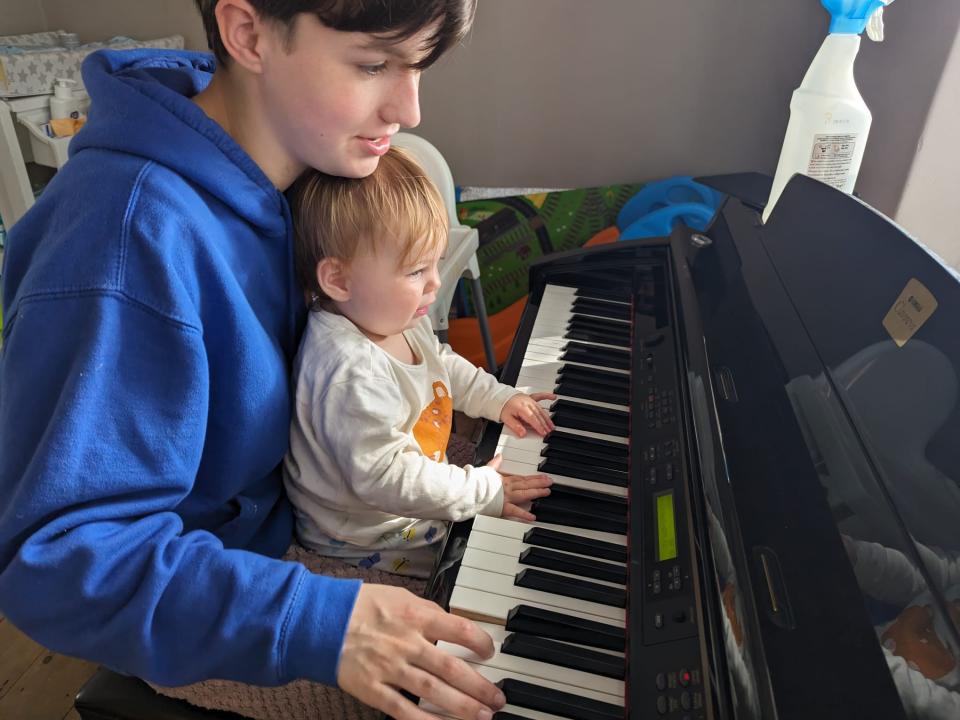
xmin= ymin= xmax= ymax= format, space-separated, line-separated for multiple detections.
xmin=194 ymin=0 xmax=476 ymax=68
xmin=289 ymin=147 xmax=449 ymax=308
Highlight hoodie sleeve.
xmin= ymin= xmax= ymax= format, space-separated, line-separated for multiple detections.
xmin=0 ymin=292 xmax=358 ymax=688
xmin=419 ymin=321 xmax=518 ymax=421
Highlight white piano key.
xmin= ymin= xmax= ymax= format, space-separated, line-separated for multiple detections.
xmin=460 ymin=547 xmax=625 ymax=589
xmin=471 ymin=514 xmax=626 ymax=547
xmin=448 ymin=585 xmax=624 ymax=630
xmin=452 ymin=566 xmax=625 ymax=623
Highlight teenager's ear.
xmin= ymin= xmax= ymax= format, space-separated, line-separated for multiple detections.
xmin=316 ymin=258 xmax=351 ymax=302
xmin=214 ymin=0 xmax=271 ymax=74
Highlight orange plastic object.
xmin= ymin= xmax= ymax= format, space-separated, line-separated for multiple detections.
xmin=447 ymin=226 xmax=620 ymax=367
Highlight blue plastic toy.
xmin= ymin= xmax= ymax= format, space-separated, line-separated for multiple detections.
xmin=617 ymin=176 xmax=723 ymax=241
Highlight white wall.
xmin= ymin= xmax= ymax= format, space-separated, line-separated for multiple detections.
xmin=895 ymin=28 xmax=960 ymax=268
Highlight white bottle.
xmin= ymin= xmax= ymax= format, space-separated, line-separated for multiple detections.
xmin=49 ymin=78 xmax=89 ymax=121
xmin=762 ymin=33 xmax=871 ymax=223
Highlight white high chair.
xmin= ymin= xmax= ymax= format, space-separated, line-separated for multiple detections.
xmin=392 ymin=133 xmax=497 ymax=372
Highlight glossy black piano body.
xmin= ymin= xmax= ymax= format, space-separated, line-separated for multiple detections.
xmin=426 ymin=173 xmax=960 ymax=720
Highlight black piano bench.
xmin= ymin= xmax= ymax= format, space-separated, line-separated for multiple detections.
xmin=75 ymin=668 xmax=248 ymax=720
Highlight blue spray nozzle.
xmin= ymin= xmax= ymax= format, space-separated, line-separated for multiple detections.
xmin=821 ymin=0 xmax=891 ymax=35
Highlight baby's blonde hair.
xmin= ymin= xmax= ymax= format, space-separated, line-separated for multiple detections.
xmin=289 ymin=147 xmax=449 ymax=308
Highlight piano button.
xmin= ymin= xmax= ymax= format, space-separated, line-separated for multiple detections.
xmin=501 ymin=632 xmax=625 ymax=680
xmin=523 ymin=527 xmax=627 ymax=563
xmin=538 ymin=459 xmax=629 ymax=489
xmin=505 ymin=604 xmax=625 ymax=652
xmin=515 ymin=568 xmax=626 ymax=608
xmin=452 ymin=568 xmax=626 ymax=623
xmin=519 ymin=546 xmax=627 ymax=585
xmin=656 ymin=695 xmax=667 ymax=715
xmin=497 ymin=678 xmax=621 ymax=720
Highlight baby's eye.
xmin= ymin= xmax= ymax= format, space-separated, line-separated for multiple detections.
xmin=360 ymin=63 xmax=387 ymax=76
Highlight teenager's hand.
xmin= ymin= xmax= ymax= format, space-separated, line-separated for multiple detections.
xmin=486 ymin=454 xmax=552 ymax=522
xmin=338 ymin=584 xmax=506 ymax=720
xmin=499 ymin=391 xmax=557 ymax=437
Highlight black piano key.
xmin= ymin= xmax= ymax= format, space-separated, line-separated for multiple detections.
xmin=552 ymin=409 xmax=629 ymax=438
xmin=548 ymin=483 xmax=628 ymax=509
xmin=496 ymin=678 xmax=622 ymax=720
xmin=539 ymin=459 xmax=629 ymax=488
xmin=519 ymin=546 xmax=627 ymax=585
xmin=528 ymin=501 xmax=627 ymax=535
xmin=534 ymin=487 xmax=626 ymax=524
xmin=542 ymin=447 xmax=627 ymax=472
xmin=515 ymin=568 xmax=626 ymax=608
xmin=564 ymin=328 xmax=630 ymax=348
xmin=523 ymin=528 xmax=627 ymax=564
xmin=572 ymin=297 xmax=631 ymax=322
xmin=551 ymin=400 xmax=629 ymax=437
xmin=493 ymin=713 xmax=532 ymax=720
xmin=575 ymin=286 xmax=631 ymax=303
xmin=567 ymin=314 xmax=631 ymax=335
xmin=554 ymin=378 xmax=628 ymax=406
xmin=545 ymin=431 xmax=628 ymax=459
xmin=506 ymin=604 xmax=625 ymax=651
xmin=560 ymin=343 xmax=630 ymax=371
xmin=501 ymin=632 xmax=626 ymax=680
xmin=557 ymin=365 xmax=630 ymax=391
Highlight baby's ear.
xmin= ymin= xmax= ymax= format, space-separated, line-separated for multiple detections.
xmin=317 ymin=258 xmax=350 ymax=302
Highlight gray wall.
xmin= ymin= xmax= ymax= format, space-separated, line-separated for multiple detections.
xmin=417 ymin=0 xmax=960 ymax=218
xmin=896 ymin=29 xmax=960 ymax=266
xmin=0 ymin=0 xmax=47 ymax=36
xmin=2 ymin=0 xmax=958 ymax=224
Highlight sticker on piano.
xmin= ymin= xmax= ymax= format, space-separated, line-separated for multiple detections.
xmin=882 ymin=278 xmax=937 ymax=348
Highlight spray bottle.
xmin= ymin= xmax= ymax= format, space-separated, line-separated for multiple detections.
xmin=763 ymin=0 xmax=894 ymax=223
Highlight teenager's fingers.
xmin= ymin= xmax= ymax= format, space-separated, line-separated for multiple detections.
xmin=407 ymin=643 xmax=506 ymax=720
xmin=420 ymin=606 xmax=496 ymax=660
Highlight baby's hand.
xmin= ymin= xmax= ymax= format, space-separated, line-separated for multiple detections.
xmin=500 ymin=392 xmax=557 ymax=438
xmin=486 ymin=454 xmax=552 ymax=522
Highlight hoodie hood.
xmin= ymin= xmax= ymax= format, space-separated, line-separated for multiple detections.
xmin=74 ymin=49 xmax=286 ymax=236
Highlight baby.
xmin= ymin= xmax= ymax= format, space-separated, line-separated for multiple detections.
xmin=283 ymin=147 xmax=554 ymax=578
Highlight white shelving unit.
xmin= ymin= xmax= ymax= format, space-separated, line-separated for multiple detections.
xmin=0 ymin=93 xmax=64 ymax=232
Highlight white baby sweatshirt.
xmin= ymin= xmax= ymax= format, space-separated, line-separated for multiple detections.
xmin=284 ymin=310 xmax=519 ymax=553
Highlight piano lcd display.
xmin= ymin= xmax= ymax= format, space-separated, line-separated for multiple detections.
xmin=654 ymin=491 xmax=677 ymax=562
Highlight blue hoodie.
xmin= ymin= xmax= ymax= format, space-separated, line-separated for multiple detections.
xmin=0 ymin=50 xmax=361 ymax=687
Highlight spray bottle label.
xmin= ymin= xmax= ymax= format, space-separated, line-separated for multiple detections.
xmin=807 ymin=133 xmax=858 ymax=189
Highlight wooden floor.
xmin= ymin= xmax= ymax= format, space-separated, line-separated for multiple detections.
xmin=0 ymin=614 xmax=98 ymax=720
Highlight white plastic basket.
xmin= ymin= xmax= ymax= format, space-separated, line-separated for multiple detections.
xmin=17 ymin=107 xmax=72 ymax=169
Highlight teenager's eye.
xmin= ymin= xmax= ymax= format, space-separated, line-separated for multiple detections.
xmin=408 ymin=268 xmax=424 ymax=278
xmin=360 ymin=63 xmax=387 ymax=76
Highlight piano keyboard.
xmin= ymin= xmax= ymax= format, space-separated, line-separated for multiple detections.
xmin=424 ymin=281 xmax=708 ymax=720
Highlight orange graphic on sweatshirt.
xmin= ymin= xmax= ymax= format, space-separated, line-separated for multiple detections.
xmin=413 ymin=380 xmax=452 ymax=462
